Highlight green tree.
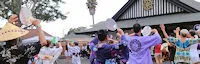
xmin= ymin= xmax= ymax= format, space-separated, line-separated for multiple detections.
xmin=0 ymin=0 xmax=67 ymax=22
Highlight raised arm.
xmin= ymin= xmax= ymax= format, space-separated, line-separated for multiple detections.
xmin=117 ymin=28 xmax=129 ymax=42
xmin=32 ymin=19 xmax=47 ymax=46
xmin=8 ymin=14 xmax=47 ymax=46
xmin=67 ymin=42 xmax=71 ymax=48
xmin=117 ymin=28 xmax=125 ymax=36
xmin=52 ymin=43 xmax=62 ymax=62
xmin=164 ymin=38 xmax=173 ymax=47
xmin=174 ymin=27 xmax=181 ymax=38
xmin=143 ymin=29 xmax=162 ymax=47
xmin=160 ymin=24 xmax=169 ymax=38
xmin=8 ymin=14 xmax=19 ymax=24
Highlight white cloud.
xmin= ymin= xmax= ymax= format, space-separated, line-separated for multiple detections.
xmin=195 ymin=0 xmax=200 ymax=2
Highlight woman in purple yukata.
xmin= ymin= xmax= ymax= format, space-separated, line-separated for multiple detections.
xmin=90 ymin=30 xmax=128 ymax=64
xmin=89 ymin=37 xmax=99 ymax=64
xmin=116 ymin=33 xmax=129 ymax=64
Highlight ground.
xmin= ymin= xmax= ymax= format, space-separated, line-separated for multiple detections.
xmin=55 ymin=57 xmax=90 ymax=64
xmin=55 ymin=57 xmax=171 ymax=64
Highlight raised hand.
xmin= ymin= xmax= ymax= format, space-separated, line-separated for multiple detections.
xmin=160 ymin=24 xmax=169 ymax=38
xmin=117 ymin=28 xmax=124 ymax=35
xmin=175 ymin=27 xmax=180 ymax=32
xmin=151 ymin=29 xmax=158 ymax=34
xmin=160 ymin=24 xmax=165 ymax=31
xmin=8 ymin=14 xmax=19 ymax=25
xmin=31 ymin=18 xmax=40 ymax=26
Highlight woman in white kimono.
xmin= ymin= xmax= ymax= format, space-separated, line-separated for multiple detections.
xmin=37 ymin=40 xmax=62 ymax=64
xmin=65 ymin=43 xmax=72 ymax=64
xmin=67 ymin=42 xmax=81 ymax=64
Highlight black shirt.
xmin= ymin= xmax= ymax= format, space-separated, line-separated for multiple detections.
xmin=0 ymin=41 xmax=42 ymax=64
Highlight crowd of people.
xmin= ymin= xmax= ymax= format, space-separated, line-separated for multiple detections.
xmin=0 ymin=14 xmax=200 ymax=64
xmin=88 ymin=23 xmax=200 ymax=64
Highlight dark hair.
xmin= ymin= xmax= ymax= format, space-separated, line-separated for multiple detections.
xmin=5 ymin=38 xmax=22 ymax=48
xmin=45 ymin=40 xmax=51 ymax=47
xmin=108 ymin=40 xmax=114 ymax=44
xmin=189 ymin=29 xmax=196 ymax=37
xmin=66 ymin=44 xmax=68 ymax=51
xmin=97 ymin=30 xmax=108 ymax=41
xmin=74 ymin=42 xmax=79 ymax=46
xmin=133 ymin=23 xmax=141 ymax=33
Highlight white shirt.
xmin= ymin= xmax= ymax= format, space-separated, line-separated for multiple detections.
xmin=65 ymin=50 xmax=71 ymax=56
xmin=37 ymin=46 xmax=62 ymax=64
xmin=67 ymin=44 xmax=81 ymax=64
xmin=189 ymin=36 xmax=200 ymax=63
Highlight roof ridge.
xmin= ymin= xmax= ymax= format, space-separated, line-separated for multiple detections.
xmin=112 ymin=0 xmax=135 ymax=20
xmin=168 ymin=0 xmax=199 ymax=13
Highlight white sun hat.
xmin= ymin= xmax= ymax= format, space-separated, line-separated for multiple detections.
xmin=141 ymin=26 xmax=152 ymax=36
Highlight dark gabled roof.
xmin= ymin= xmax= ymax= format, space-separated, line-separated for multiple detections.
xmin=112 ymin=0 xmax=135 ymax=21
xmin=65 ymin=33 xmax=91 ymax=39
xmin=180 ymin=0 xmax=200 ymax=11
xmin=75 ymin=21 xmax=108 ymax=34
xmin=112 ymin=0 xmax=200 ymax=20
xmin=64 ymin=33 xmax=93 ymax=41
xmin=168 ymin=0 xmax=199 ymax=12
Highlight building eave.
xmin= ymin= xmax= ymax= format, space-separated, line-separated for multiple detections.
xmin=116 ymin=12 xmax=200 ymax=28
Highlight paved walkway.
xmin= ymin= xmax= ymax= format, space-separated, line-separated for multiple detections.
xmin=55 ymin=57 xmax=89 ymax=64
xmin=55 ymin=57 xmax=171 ymax=64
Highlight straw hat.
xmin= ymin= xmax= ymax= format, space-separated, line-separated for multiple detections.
xmin=0 ymin=23 xmax=29 ymax=42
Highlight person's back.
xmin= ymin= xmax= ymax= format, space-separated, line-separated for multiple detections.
xmin=154 ymin=44 xmax=162 ymax=64
xmin=38 ymin=40 xmax=54 ymax=64
xmin=96 ymin=43 xmax=114 ymax=63
xmin=70 ymin=42 xmax=81 ymax=64
xmin=118 ymin=23 xmax=161 ymax=64
xmin=118 ymin=23 xmax=162 ymax=64
xmin=124 ymin=34 xmax=161 ymax=64
xmin=94 ymin=30 xmax=121 ymax=64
